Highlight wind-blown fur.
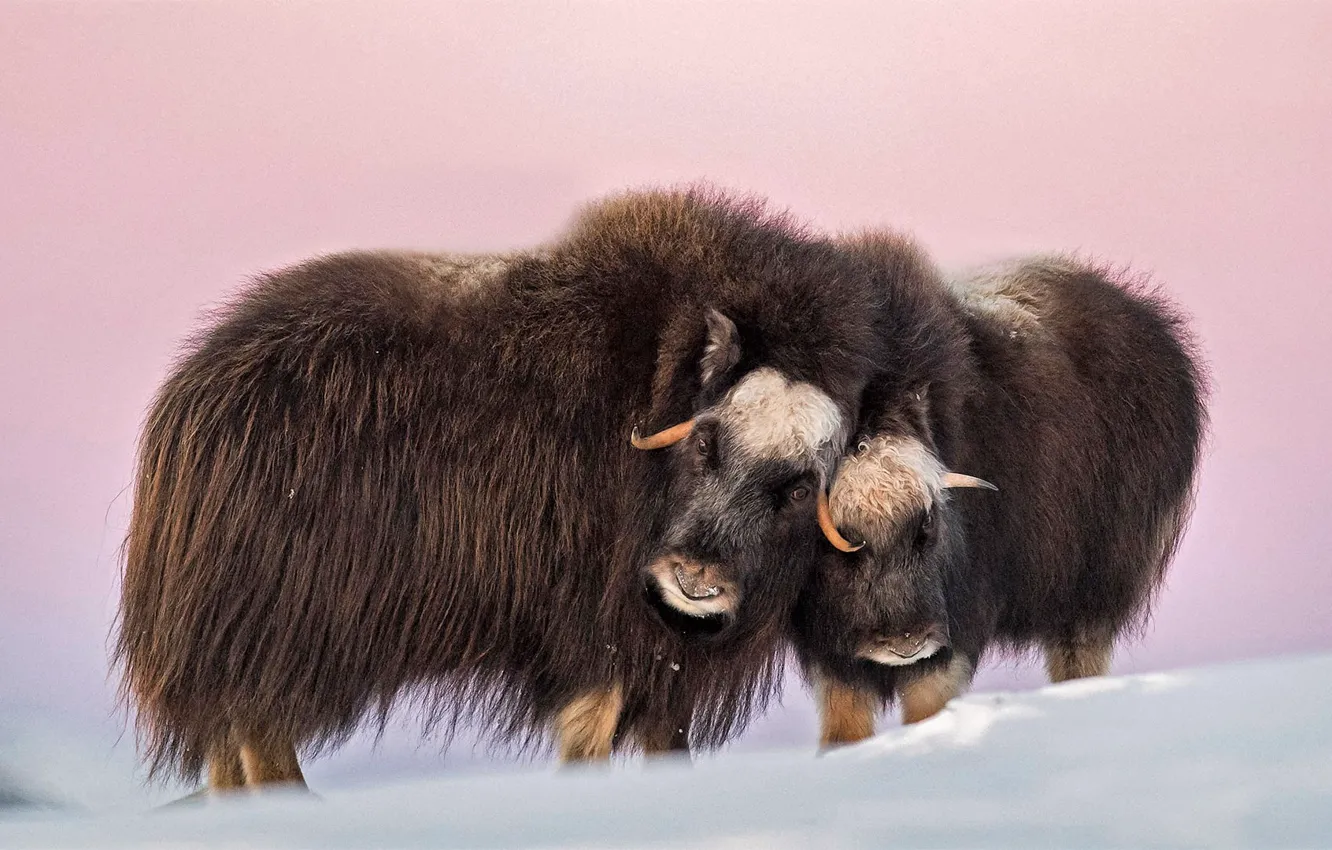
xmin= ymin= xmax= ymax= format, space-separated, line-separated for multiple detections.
xmin=794 ymin=236 xmax=1208 ymax=731
xmin=115 ymin=188 xmax=901 ymax=782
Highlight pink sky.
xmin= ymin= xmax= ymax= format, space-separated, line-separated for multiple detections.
xmin=2 ymin=2 xmax=1330 ymax=767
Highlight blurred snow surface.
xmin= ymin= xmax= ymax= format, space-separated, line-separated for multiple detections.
xmin=2 ymin=652 xmax=1329 ymax=848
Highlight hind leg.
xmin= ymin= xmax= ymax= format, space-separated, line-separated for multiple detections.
xmin=207 ymin=732 xmax=246 ymax=792
xmin=555 ymin=684 xmax=624 ymax=763
xmin=236 ymin=729 xmax=307 ymax=788
xmin=1044 ymin=633 xmax=1113 ymax=683
xmin=900 ymin=655 xmax=974 ymax=725
xmin=638 ymin=714 xmax=691 ymax=760
xmin=814 ymin=670 xmax=878 ymax=749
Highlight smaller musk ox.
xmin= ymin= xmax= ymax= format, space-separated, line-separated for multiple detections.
xmin=116 ymin=189 xmax=907 ymax=789
xmin=796 ymin=240 xmax=1207 ymax=745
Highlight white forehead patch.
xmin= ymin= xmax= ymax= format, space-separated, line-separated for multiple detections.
xmin=830 ymin=435 xmax=945 ymax=541
xmin=720 ymin=368 xmax=845 ymax=463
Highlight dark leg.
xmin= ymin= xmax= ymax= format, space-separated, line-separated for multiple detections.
xmin=638 ymin=715 xmax=692 ymax=760
xmin=815 ymin=670 xmax=878 ymax=748
xmin=1044 ymin=633 xmax=1113 ymax=683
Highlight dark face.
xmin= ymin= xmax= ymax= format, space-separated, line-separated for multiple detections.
xmin=641 ymin=365 xmax=848 ymax=640
xmin=793 ymin=433 xmax=970 ymax=676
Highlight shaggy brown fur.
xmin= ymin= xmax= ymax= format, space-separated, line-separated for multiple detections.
xmin=794 ymin=241 xmax=1208 ymax=737
xmin=115 ymin=187 xmax=923 ymax=784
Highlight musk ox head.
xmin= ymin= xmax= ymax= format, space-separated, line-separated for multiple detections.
xmin=792 ymin=423 xmax=995 ymax=675
xmin=633 ymin=309 xmax=851 ymax=639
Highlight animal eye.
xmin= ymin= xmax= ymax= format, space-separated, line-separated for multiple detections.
xmin=696 ymin=436 xmax=710 ymax=456
xmin=913 ymin=510 xmax=936 ymax=549
xmin=788 ymin=485 xmax=810 ymax=503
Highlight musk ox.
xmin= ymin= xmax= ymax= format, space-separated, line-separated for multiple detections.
xmin=795 ymin=239 xmax=1207 ymax=745
xmin=115 ymin=188 xmax=916 ymax=789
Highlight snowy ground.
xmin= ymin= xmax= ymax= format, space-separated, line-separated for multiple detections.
xmin=2 ymin=652 xmax=1329 ymax=848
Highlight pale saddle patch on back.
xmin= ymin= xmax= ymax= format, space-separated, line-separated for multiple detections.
xmin=945 ymin=258 xmax=1061 ymax=340
xmin=411 ymin=252 xmax=515 ymax=299
xmin=830 ymin=434 xmax=945 ymax=543
xmin=720 ymin=368 xmax=846 ymax=465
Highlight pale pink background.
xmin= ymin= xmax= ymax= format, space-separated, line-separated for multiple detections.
xmin=2 ymin=2 xmax=1329 ymax=780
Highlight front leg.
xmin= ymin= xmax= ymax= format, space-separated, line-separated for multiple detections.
xmin=814 ymin=669 xmax=878 ymax=749
xmin=900 ymin=654 xmax=974 ymax=725
xmin=555 ymin=684 xmax=624 ymax=763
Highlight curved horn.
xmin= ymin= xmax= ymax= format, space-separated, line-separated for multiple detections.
xmin=630 ymin=419 xmax=696 ymax=450
xmin=817 ymin=489 xmax=865 ymax=553
xmin=941 ymin=472 xmax=998 ymax=491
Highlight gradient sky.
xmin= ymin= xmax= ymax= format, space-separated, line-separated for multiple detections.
xmin=2 ymin=1 xmax=1330 ymax=779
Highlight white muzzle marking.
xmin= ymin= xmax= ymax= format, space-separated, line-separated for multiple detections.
xmin=649 ymin=563 xmax=735 ymax=618
xmin=858 ymin=638 xmax=945 ymax=667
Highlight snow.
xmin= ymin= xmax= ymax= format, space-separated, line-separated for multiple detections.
xmin=0 ymin=707 xmax=191 ymax=814
xmin=2 ymin=652 xmax=1329 ymax=848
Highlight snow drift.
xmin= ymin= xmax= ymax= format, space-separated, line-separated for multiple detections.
xmin=2 ymin=652 xmax=1329 ymax=848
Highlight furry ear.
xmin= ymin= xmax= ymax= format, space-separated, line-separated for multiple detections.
xmin=700 ymin=308 xmax=741 ymax=388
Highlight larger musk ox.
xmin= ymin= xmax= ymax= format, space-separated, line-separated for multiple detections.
xmin=115 ymin=189 xmax=915 ymax=788
xmin=795 ymin=239 xmax=1207 ymax=745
